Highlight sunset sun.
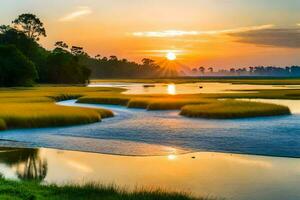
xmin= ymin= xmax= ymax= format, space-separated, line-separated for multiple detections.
xmin=166 ymin=52 xmax=176 ymax=61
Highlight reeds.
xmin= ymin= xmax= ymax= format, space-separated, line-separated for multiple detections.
xmin=180 ymin=100 xmax=291 ymax=119
xmin=0 ymin=103 xmax=113 ymax=129
xmin=0 ymin=178 xmax=214 ymax=200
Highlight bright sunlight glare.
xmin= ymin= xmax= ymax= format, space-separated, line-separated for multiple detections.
xmin=166 ymin=52 xmax=177 ymax=61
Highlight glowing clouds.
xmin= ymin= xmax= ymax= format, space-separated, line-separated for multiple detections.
xmin=59 ymin=7 xmax=92 ymax=22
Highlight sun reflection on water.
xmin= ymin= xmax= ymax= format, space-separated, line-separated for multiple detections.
xmin=167 ymin=84 xmax=176 ymax=95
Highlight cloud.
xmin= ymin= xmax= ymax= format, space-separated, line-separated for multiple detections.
xmin=59 ymin=6 xmax=92 ymax=22
xmin=228 ymin=28 xmax=300 ymax=48
xmin=132 ymin=24 xmax=274 ymax=38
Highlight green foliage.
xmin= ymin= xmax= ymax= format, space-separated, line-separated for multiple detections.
xmin=0 ymin=45 xmax=38 ymax=86
xmin=0 ymin=179 xmax=209 ymax=200
xmin=44 ymin=51 xmax=91 ymax=84
xmin=0 ymin=25 xmax=48 ymax=72
xmin=80 ymin=56 xmax=161 ymax=79
xmin=180 ymin=100 xmax=291 ymax=119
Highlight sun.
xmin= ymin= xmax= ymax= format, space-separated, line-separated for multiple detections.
xmin=166 ymin=52 xmax=176 ymax=61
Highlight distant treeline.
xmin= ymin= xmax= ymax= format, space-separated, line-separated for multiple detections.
xmin=0 ymin=13 xmax=160 ymax=86
xmin=191 ymin=66 xmax=300 ymax=77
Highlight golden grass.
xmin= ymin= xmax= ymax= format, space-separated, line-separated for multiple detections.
xmin=180 ymin=100 xmax=291 ymax=119
xmin=0 ymin=82 xmax=297 ymax=131
xmin=0 ymin=103 xmax=113 ymax=129
xmin=0 ymin=87 xmax=117 ymax=130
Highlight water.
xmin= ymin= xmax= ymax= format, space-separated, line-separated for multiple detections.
xmin=89 ymin=82 xmax=297 ymax=95
xmin=0 ymin=99 xmax=300 ymax=157
xmin=1 ymin=147 xmax=300 ymax=200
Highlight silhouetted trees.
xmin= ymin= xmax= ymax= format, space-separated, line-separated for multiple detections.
xmin=190 ymin=66 xmax=300 ymax=77
xmin=44 ymin=42 xmax=91 ymax=84
xmin=0 ymin=45 xmax=37 ymax=86
xmin=12 ymin=13 xmax=46 ymax=41
xmin=0 ymin=14 xmax=91 ymax=86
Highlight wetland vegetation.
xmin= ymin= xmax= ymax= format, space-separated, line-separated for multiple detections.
xmin=0 ymin=179 xmax=210 ymax=200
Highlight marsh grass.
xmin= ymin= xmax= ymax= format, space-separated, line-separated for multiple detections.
xmin=180 ymin=100 xmax=291 ymax=119
xmin=0 ymin=87 xmax=117 ymax=130
xmin=0 ymin=179 xmax=214 ymax=200
xmin=0 ymin=84 xmax=297 ymax=130
xmin=146 ymin=99 xmax=213 ymax=110
xmin=0 ymin=119 xmax=6 ymax=130
xmin=0 ymin=103 xmax=113 ymax=129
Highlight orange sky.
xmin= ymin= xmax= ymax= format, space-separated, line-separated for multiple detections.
xmin=1 ymin=0 xmax=300 ymax=68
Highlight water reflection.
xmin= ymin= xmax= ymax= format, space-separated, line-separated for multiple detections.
xmin=0 ymin=147 xmax=299 ymax=200
xmin=167 ymin=84 xmax=176 ymax=95
xmin=0 ymin=147 xmax=47 ymax=182
xmin=89 ymin=82 xmax=296 ymax=95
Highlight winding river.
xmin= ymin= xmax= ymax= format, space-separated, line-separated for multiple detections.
xmin=0 ymin=97 xmax=300 ymax=157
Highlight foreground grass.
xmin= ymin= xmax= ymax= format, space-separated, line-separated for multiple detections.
xmin=0 ymin=179 xmax=211 ymax=200
xmin=180 ymin=100 xmax=291 ymax=119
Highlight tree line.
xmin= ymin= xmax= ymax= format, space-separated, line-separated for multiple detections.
xmin=191 ymin=66 xmax=300 ymax=77
xmin=0 ymin=13 xmax=161 ymax=86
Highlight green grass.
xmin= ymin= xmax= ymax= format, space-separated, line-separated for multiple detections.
xmin=0 ymin=179 xmax=213 ymax=200
xmin=180 ymin=100 xmax=291 ymax=119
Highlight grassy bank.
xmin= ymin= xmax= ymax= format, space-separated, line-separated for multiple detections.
xmin=0 ymin=103 xmax=113 ymax=129
xmin=78 ymin=95 xmax=291 ymax=119
xmin=0 ymin=87 xmax=117 ymax=130
xmin=180 ymin=100 xmax=291 ymax=119
xmin=0 ymin=179 xmax=211 ymax=200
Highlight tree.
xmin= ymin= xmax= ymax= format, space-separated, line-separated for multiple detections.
xmin=141 ymin=58 xmax=155 ymax=66
xmin=45 ymin=50 xmax=90 ymax=84
xmin=199 ymin=66 xmax=205 ymax=74
xmin=0 ymin=45 xmax=38 ymax=86
xmin=71 ymin=46 xmax=85 ymax=56
xmin=12 ymin=13 xmax=46 ymax=41
xmin=54 ymin=41 xmax=68 ymax=49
